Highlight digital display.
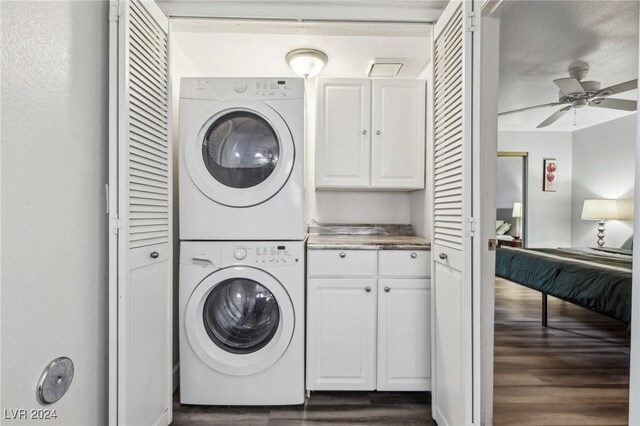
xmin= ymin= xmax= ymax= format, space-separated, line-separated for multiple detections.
xmin=277 ymin=81 xmax=285 ymax=85
xmin=278 ymin=245 xmax=286 ymax=250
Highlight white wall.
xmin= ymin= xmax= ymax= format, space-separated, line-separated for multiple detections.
xmin=1 ymin=2 xmax=108 ymax=424
xmin=571 ymin=114 xmax=636 ymax=247
xmin=498 ymin=131 xmax=573 ymax=247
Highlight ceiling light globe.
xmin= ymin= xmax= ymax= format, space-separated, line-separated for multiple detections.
xmin=286 ymin=49 xmax=328 ymax=79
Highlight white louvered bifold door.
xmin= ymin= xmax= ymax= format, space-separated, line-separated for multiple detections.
xmin=431 ymin=1 xmax=475 ymax=425
xmin=108 ymin=1 xmax=172 ymax=425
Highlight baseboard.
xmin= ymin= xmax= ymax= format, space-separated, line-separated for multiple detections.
xmin=172 ymin=362 xmax=180 ymax=393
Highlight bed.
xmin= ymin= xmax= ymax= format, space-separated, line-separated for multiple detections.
xmin=495 ymin=246 xmax=632 ymax=326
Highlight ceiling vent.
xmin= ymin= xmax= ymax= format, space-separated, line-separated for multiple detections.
xmin=367 ymin=59 xmax=404 ymax=77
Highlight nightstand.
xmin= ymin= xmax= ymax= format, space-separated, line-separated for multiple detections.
xmin=497 ymin=239 xmax=523 ymax=248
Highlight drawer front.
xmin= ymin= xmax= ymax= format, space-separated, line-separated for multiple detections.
xmin=378 ymin=250 xmax=430 ymax=277
xmin=307 ymin=250 xmax=377 ymax=277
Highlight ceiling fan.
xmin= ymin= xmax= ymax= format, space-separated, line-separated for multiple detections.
xmin=499 ymin=65 xmax=638 ymax=128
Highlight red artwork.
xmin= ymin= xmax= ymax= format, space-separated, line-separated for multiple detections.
xmin=543 ymin=159 xmax=557 ymax=192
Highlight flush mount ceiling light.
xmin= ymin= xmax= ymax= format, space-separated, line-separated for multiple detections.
xmin=286 ymin=49 xmax=328 ymax=79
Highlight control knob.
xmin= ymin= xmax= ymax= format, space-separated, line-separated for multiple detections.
xmin=234 ymin=247 xmax=248 ymax=260
xmin=233 ymin=80 xmax=247 ymax=93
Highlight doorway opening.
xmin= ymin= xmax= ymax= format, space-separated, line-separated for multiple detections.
xmin=489 ymin=1 xmax=638 ymax=424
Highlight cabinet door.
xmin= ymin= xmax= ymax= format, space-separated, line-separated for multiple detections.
xmin=316 ymin=79 xmax=371 ymax=188
xmin=307 ymin=278 xmax=377 ymax=390
xmin=377 ymin=278 xmax=431 ymax=391
xmin=371 ymin=80 xmax=426 ymax=189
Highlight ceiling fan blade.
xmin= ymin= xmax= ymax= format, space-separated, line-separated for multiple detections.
xmin=553 ymin=77 xmax=585 ymax=95
xmin=589 ymin=98 xmax=637 ymax=111
xmin=498 ymin=102 xmax=566 ymax=116
xmin=596 ymin=79 xmax=638 ymax=97
xmin=536 ymin=106 xmax=572 ymax=128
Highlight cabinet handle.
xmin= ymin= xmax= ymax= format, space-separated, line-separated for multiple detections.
xmin=150 ymin=251 xmax=159 ymax=259
xmin=411 ymin=252 xmax=417 ymax=259
xmin=365 ymin=286 xmax=372 ymax=293
xmin=384 ymin=286 xmax=391 ymax=293
xmin=376 ymin=130 xmax=381 ymax=135
xmin=439 ymin=252 xmax=448 ymax=260
xmin=362 ymin=130 xmax=367 ymax=135
xmin=339 ymin=252 xmax=346 ymax=258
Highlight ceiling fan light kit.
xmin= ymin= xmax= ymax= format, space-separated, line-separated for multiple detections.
xmin=499 ymin=64 xmax=638 ymax=128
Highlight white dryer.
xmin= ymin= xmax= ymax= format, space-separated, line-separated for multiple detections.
xmin=179 ymin=77 xmax=304 ymax=241
xmin=179 ymin=241 xmax=305 ymax=405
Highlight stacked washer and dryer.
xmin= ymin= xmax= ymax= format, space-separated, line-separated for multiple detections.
xmin=179 ymin=78 xmax=306 ymax=405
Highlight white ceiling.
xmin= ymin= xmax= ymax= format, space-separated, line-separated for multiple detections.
xmin=170 ymin=19 xmax=432 ymax=79
xmin=159 ymin=0 xmax=447 ymax=23
xmin=498 ymin=1 xmax=639 ymax=131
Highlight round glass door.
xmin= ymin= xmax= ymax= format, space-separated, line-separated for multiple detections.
xmin=185 ymin=266 xmax=295 ymax=376
xmin=202 ymin=112 xmax=279 ymax=189
xmin=184 ymin=99 xmax=296 ymax=208
xmin=202 ymin=278 xmax=280 ymax=354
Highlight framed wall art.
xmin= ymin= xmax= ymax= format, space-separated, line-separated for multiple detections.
xmin=543 ymin=158 xmax=557 ymax=192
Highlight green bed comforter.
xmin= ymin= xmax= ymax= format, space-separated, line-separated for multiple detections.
xmin=495 ymin=247 xmax=632 ymax=324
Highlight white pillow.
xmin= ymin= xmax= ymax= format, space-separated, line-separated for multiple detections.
xmin=496 ymin=221 xmax=512 ymax=236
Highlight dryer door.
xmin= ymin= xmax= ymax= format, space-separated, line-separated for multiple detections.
xmin=185 ymin=266 xmax=295 ymax=376
xmin=184 ymin=99 xmax=295 ymax=207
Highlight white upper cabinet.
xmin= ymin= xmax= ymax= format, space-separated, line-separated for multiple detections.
xmin=316 ymin=78 xmax=426 ymax=190
xmin=316 ymin=79 xmax=372 ymax=188
xmin=371 ymin=80 xmax=426 ymax=189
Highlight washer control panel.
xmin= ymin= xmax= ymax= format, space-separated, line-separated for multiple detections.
xmin=230 ymin=243 xmax=300 ymax=265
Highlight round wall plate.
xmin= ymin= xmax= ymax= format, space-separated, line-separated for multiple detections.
xmin=37 ymin=357 xmax=74 ymax=405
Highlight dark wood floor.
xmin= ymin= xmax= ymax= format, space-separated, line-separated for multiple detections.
xmin=494 ymin=278 xmax=630 ymax=425
xmin=172 ymin=391 xmax=432 ymax=425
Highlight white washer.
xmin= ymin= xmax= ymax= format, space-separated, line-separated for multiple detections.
xmin=179 ymin=241 xmax=305 ymax=405
xmin=179 ymin=77 xmax=304 ymax=241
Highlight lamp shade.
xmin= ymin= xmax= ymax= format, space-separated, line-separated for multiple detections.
xmin=512 ymin=202 xmax=522 ymax=218
xmin=285 ymin=49 xmax=328 ymax=79
xmin=581 ymin=199 xmax=620 ymax=220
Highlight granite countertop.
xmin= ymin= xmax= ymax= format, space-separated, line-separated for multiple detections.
xmin=306 ymin=224 xmax=431 ymax=250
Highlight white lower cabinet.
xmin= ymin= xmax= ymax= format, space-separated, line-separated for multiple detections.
xmin=306 ymin=278 xmax=377 ymax=390
xmin=377 ymin=278 xmax=431 ymax=391
xmin=306 ymin=249 xmax=431 ymax=391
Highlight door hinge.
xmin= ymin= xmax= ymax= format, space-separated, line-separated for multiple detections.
xmin=465 ymin=217 xmax=478 ymax=237
xmin=109 ymin=214 xmax=121 ymax=235
xmin=466 ymin=11 xmax=478 ymax=33
xmin=109 ymin=0 xmax=121 ymax=22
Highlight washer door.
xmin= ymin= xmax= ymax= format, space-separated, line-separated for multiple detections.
xmin=185 ymin=266 xmax=295 ymax=376
xmin=184 ymin=99 xmax=295 ymax=207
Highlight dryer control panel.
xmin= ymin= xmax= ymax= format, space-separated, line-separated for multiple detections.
xmin=250 ymin=80 xmax=298 ymax=99
xmin=180 ymin=77 xmax=304 ymax=101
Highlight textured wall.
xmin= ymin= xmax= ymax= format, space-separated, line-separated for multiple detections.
xmin=1 ymin=1 xmax=109 ymax=424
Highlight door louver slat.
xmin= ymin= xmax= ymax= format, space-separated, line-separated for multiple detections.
xmin=127 ymin=0 xmax=169 ymax=249
xmin=433 ymin=5 xmax=464 ymax=251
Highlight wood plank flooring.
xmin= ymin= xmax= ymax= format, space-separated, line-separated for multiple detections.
xmin=172 ymin=391 xmax=432 ymax=425
xmin=494 ymin=278 xmax=630 ymax=426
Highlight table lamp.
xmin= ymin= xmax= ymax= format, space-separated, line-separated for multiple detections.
xmin=512 ymin=202 xmax=522 ymax=239
xmin=581 ymin=199 xmax=620 ymax=247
